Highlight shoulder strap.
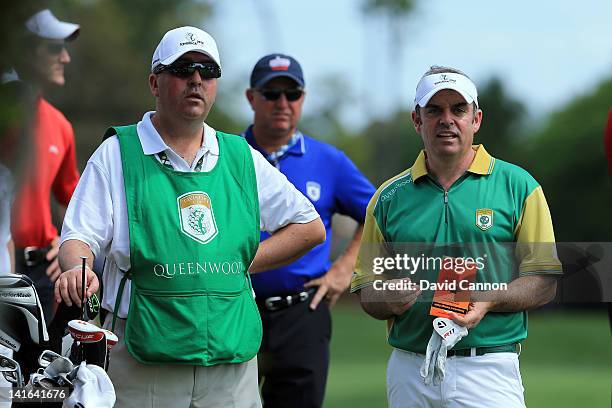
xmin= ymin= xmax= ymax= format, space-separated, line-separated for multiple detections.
xmin=103 ymin=124 xmax=137 ymax=141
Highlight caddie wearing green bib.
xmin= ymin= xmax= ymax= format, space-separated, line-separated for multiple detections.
xmin=55 ymin=26 xmax=325 ymax=408
xmin=351 ymin=66 xmax=562 ymax=408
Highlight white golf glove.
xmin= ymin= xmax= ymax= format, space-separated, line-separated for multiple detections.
xmin=419 ymin=317 xmax=468 ymax=385
xmin=62 ymin=361 xmax=115 ymax=408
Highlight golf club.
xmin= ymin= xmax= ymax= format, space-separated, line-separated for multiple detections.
xmin=0 ymin=355 xmax=23 ymax=387
xmin=38 ymin=349 xmax=62 ymax=368
xmin=102 ymin=329 xmax=118 ymax=370
xmin=0 ymin=274 xmax=51 ymax=380
xmin=42 ymin=354 xmax=73 ymax=379
xmin=0 ymin=274 xmax=49 ymax=348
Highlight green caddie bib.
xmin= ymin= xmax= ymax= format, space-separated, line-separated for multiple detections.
xmin=111 ymin=124 xmax=261 ymax=366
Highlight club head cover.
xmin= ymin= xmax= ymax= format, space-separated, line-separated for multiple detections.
xmin=48 ymin=294 xmax=100 ymax=355
xmin=67 ymin=320 xmax=108 ymax=368
xmin=67 ymin=320 xmax=105 ymax=343
xmin=102 ymin=329 xmax=117 ymax=349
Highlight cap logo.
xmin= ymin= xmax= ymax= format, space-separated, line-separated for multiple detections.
xmin=269 ymin=56 xmax=290 ymax=71
xmin=179 ymin=32 xmax=205 ymax=47
xmin=434 ymin=74 xmax=456 ymax=86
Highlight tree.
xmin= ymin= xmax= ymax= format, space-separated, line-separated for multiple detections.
xmin=474 ymin=76 xmax=527 ymax=164
xmin=524 ymin=78 xmax=612 ymax=241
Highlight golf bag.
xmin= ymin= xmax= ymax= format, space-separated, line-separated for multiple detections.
xmin=0 ymin=274 xmax=114 ymax=407
xmin=0 ymin=274 xmax=49 ymax=380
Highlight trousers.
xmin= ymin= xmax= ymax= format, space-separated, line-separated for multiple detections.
xmin=102 ymin=314 xmax=262 ymax=408
xmin=257 ymin=298 xmax=331 ymax=408
xmin=387 ymin=348 xmax=525 ymax=408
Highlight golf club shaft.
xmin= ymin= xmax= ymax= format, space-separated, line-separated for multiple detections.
xmin=81 ymin=257 xmax=87 ymax=320
xmin=81 ymin=257 xmax=87 ymax=364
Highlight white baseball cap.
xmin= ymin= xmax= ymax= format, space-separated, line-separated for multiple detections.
xmin=151 ymin=26 xmax=221 ymax=72
xmin=25 ymin=9 xmax=80 ymax=41
xmin=414 ymin=72 xmax=478 ymax=108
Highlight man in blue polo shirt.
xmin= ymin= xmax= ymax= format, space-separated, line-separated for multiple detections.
xmin=243 ymin=54 xmax=375 ymax=407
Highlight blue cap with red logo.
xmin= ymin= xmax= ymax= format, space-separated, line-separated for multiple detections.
xmin=250 ymin=54 xmax=305 ymax=88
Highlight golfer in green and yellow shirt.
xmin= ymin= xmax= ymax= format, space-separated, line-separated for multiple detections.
xmin=351 ymin=65 xmax=562 ymax=408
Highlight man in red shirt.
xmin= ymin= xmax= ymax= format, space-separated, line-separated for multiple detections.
xmin=10 ymin=9 xmax=80 ymax=321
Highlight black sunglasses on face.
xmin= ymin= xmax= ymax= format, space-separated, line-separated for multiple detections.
xmin=257 ymin=88 xmax=304 ymax=102
xmin=45 ymin=43 xmax=66 ymax=55
xmin=154 ymin=62 xmax=221 ymax=79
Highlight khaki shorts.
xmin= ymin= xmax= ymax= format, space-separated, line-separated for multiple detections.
xmin=103 ymin=314 xmax=262 ymax=408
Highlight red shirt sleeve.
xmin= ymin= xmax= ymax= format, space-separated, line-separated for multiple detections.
xmin=51 ymin=121 xmax=80 ymax=206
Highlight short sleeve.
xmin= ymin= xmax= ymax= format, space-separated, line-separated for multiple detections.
xmin=251 ymin=147 xmax=319 ymax=233
xmin=350 ymin=194 xmax=391 ymax=292
xmin=333 ymin=151 xmax=375 ymax=222
xmin=515 ymin=186 xmax=563 ymax=276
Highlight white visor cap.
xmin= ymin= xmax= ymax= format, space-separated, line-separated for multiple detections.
xmin=414 ymin=73 xmax=478 ymax=109
xmin=151 ymin=26 xmax=221 ymax=72
xmin=25 ymin=9 xmax=80 ymax=41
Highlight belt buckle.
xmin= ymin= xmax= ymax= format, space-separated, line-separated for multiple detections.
xmin=24 ymin=246 xmax=39 ymax=267
xmin=264 ymin=296 xmax=282 ymax=311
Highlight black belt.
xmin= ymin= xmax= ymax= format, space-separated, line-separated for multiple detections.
xmin=258 ymin=288 xmax=317 ymax=311
xmin=446 ymin=343 xmax=520 ymax=357
xmin=16 ymin=246 xmax=52 ymax=267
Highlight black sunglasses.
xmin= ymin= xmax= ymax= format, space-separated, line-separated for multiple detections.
xmin=154 ymin=61 xmax=221 ymax=79
xmin=257 ymin=88 xmax=304 ymax=102
xmin=45 ymin=43 xmax=66 ymax=55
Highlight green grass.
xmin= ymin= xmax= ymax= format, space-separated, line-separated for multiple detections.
xmin=325 ymin=302 xmax=611 ymax=407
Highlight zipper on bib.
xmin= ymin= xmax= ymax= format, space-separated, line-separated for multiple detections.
xmin=443 ymin=190 xmax=449 ymax=224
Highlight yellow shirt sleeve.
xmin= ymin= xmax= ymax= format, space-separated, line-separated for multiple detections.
xmin=515 ymin=186 xmax=563 ymax=276
xmin=350 ymin=198 xmax=390 ymax=292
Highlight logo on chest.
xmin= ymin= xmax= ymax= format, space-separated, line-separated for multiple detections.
xmin=306 ymin=181 xmax=321 ymax=202
xmin=475 ymin=208 xmax=493 ymax=231
xmin=177 ymin=192 xmax=218 ymax=244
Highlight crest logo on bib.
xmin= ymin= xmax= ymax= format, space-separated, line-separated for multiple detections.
xmin=177 ymin=192 xmax=218 ymax=244
xmin=306 ymin=181 xmax=321 ymax=202
xmin=475 ymin=208 xmax=493 ymax=231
